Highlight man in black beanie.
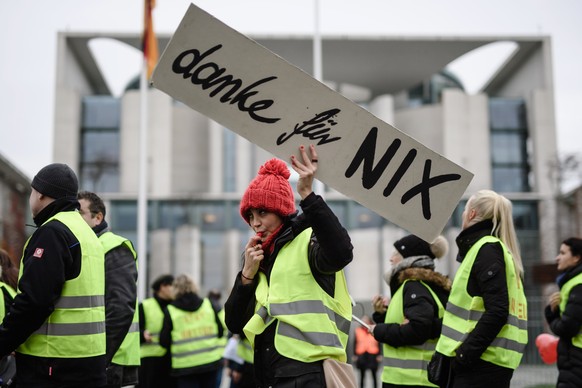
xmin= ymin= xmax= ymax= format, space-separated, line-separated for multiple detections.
xmin=138 ymin=274 xmax=175 ymax=388
xmin=0 ymin=163 xmax=107 ymax=387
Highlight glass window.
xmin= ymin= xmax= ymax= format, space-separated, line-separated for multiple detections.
xmin=489 ymin=98 xmax=530 ymax=193
xmin=109 ymin=201 xmax=138 ymax=230
xmin=491 ymin=132 xmax=525 ymax=164
xmin=159 ymin=202 xmax=191 ymax=229
xmin=80 ymin=165 xmax=119 ymax=193
xmin=82 ymin=96 xmax=121 ymax=129
xmin=492 ymin=167 xmax=529 ymax=192
xmin=489 ymin=99 xmax=526 ymax=130
xmin=512 ymin=201 xmax=538 ymax=230
xmin=82 ymin=131 xmax=119 ymax=164
xmin=80 ymin=96 xmax=121 ymax=192
xmin=197 ymin=203 xmax=226 ymax=231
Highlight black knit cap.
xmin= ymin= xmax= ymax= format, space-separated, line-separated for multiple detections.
xmin=31 ymin=163 xmax=79 ymax=199
xmin=394 ymin=234 xmax=434 ymax=259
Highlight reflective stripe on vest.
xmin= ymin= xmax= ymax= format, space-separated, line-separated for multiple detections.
xmin=559 ymin=271 xmax=582 ymax=348
xmin=17 ymin=211 xmax=106 ymax=358
xmin=435 ymin=236 xmax=528 ymax=369
xmin=381 ymin=280 xmax=442 ymax=387
xmin=140 ymin=298 xmax=167 ymax=358
xmin=0 ymin=282 xmax=16 ymax=320
xmin=243 ymin=228 xmax=352 ymax=363
xmin=100 ymin=232 xmax=141 ymax=366
xmin=168 ymin=298 xmax=223 ymax=370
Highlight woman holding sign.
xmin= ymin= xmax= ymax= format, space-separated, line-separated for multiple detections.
xmin=544 ymin=237 xmax=582 ymax=387
xmin=224 ymin=144 xmax=354 ymax=387
xmin=433 ymin=190 xmax=528 ymax=388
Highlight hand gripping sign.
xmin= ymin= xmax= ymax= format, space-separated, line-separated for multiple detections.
xmin=151 ymin=3 xmax=473 ymax=241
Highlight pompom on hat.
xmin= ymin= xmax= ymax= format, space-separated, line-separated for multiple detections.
xmin=240 ymin=158 xmax=296 ymax=223
xmin=31 ymin=163 xmax=79 ymax=199
xmin=394 ymin=234 xmax=448 ymax=259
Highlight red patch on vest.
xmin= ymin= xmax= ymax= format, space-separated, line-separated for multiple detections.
xmin=33 ymin=248 xmax=44 ymax=258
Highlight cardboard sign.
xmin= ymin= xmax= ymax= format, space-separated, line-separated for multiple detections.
xmin=151 ymin=3 xmax=473 ymax=241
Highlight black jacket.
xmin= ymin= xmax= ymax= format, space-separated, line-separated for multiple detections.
xmin=160 ymin=292 xmax=224 ymax=377
xmin=94 ymin=221 xmax=138 ymax=366
xmin=224 ymin=193 xmax=353 ymax=386
xmin=0 ymin=198 xmax=107 ymax=387
xmin=451 ymin=220 xmax=512 ymax=374
xmin=545 ymin=262 xmax=582 ymax=387
xmin=373 ymin=263 xmax=451 ymax=348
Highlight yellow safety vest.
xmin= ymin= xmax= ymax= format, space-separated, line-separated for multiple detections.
xmin=99 ymin=231 xmax=140 ymax=366
xmin=243 ymin=228 xmax=352 ymax=363
xmin=381 ymin=279 xmax=443 ymax=387
xmin=217 ymin=308 xmax=228 ymax=349
xmin=168 ymin=298 xmax=223 ymax=370
xmin=140 ymin=298 xmax=167 ymax=358
xmin=559 ymin=271 xmax=582 ymax=348
xmin=17 ymin=211 xmax=106 ymax=358
xmin=435 ymin=236 xmax=528 ymax=369
xmin=237 ymin=337 xmax=254 ymax=364
xmin=0 ymin=281 xmax=16 ymax=320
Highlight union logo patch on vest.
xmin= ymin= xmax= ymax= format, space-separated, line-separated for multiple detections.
xmin=33 ymin=248 xmax=44 ymax=258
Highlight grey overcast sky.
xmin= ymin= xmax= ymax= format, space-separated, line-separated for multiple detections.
xmin=1 ymin=0 xmax=581 ymax=182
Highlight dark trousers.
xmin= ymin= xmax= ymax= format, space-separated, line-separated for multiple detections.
xmin=175 ymin=370 xmax=218 ymax=388
xmin=104 ymin=364 xmax=138 ymax=388
xmin=137 ymin=356 xmax=174 ymax=388
xmin=450 ymin=359 xmax=513 ymax=388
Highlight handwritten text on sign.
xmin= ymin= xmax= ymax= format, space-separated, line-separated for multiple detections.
xmin=152 ymin=3 xmax=473 ymax=241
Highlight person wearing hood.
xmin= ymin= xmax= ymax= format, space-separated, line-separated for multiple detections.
xmin=545 ymin=237 xmax=582 ymax=387
xmin=224 ymin=145 xmax=354 ymax=387
xmin=160 ymin=274 xmax=224 ymax=388
xmin=371 ymin=234 xmax=451 ymax=387
xmin=0 ymin=163 xmax=106 ymax=387
xmin=434 ymin=190 xmax=528 ymax=388
xmin=78 ymin=190 xmax=139 ymax=388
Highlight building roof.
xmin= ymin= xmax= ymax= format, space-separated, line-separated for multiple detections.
xmin=0 ymin=152 xmax=30 ymax=193
xmin=63 ymin=32 xmax=547 ymax=98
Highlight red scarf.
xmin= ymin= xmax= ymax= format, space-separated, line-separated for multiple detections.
xmin=261 ymin=223 xmax=285 ymax=254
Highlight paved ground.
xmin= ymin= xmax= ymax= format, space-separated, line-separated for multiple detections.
xmin=356 ymin=364 xmax=559 ymax=388
xmin=217 ymin=363 xmax=559 ymax=388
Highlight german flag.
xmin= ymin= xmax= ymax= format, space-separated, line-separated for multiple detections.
xmin=143 ymin=0 xmax=159 ymax=79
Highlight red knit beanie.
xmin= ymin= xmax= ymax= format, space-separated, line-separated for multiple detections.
xmin=240 ymin=158 xmax=296 ymax=223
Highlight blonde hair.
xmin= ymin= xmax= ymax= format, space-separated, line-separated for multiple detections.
xmin=466 ymin=190 xmax=523 ymax=277
xmin=173 ymin=274 xmax=198 ymax=298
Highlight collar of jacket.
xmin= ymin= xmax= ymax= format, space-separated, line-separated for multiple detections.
xmin=558 ymin=261 xmax=582 ymax=288
xmin=260 ymin=213 xmax=309 ymax=277
xmin=33 ymin=197 xmax=81 ymax=226
xmin=93 ymin=220 xmax=109 ymax=236
xmin=455 ymin=219 xmax=494 ymax=263
xmin=397 ymin=267 xmax=451 ymax=293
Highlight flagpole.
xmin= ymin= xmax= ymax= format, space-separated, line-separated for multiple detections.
xmin=313 ymin=0 xmax=325 ymax=198
xmin=137 ymin=58 xmax=148 ymax=302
